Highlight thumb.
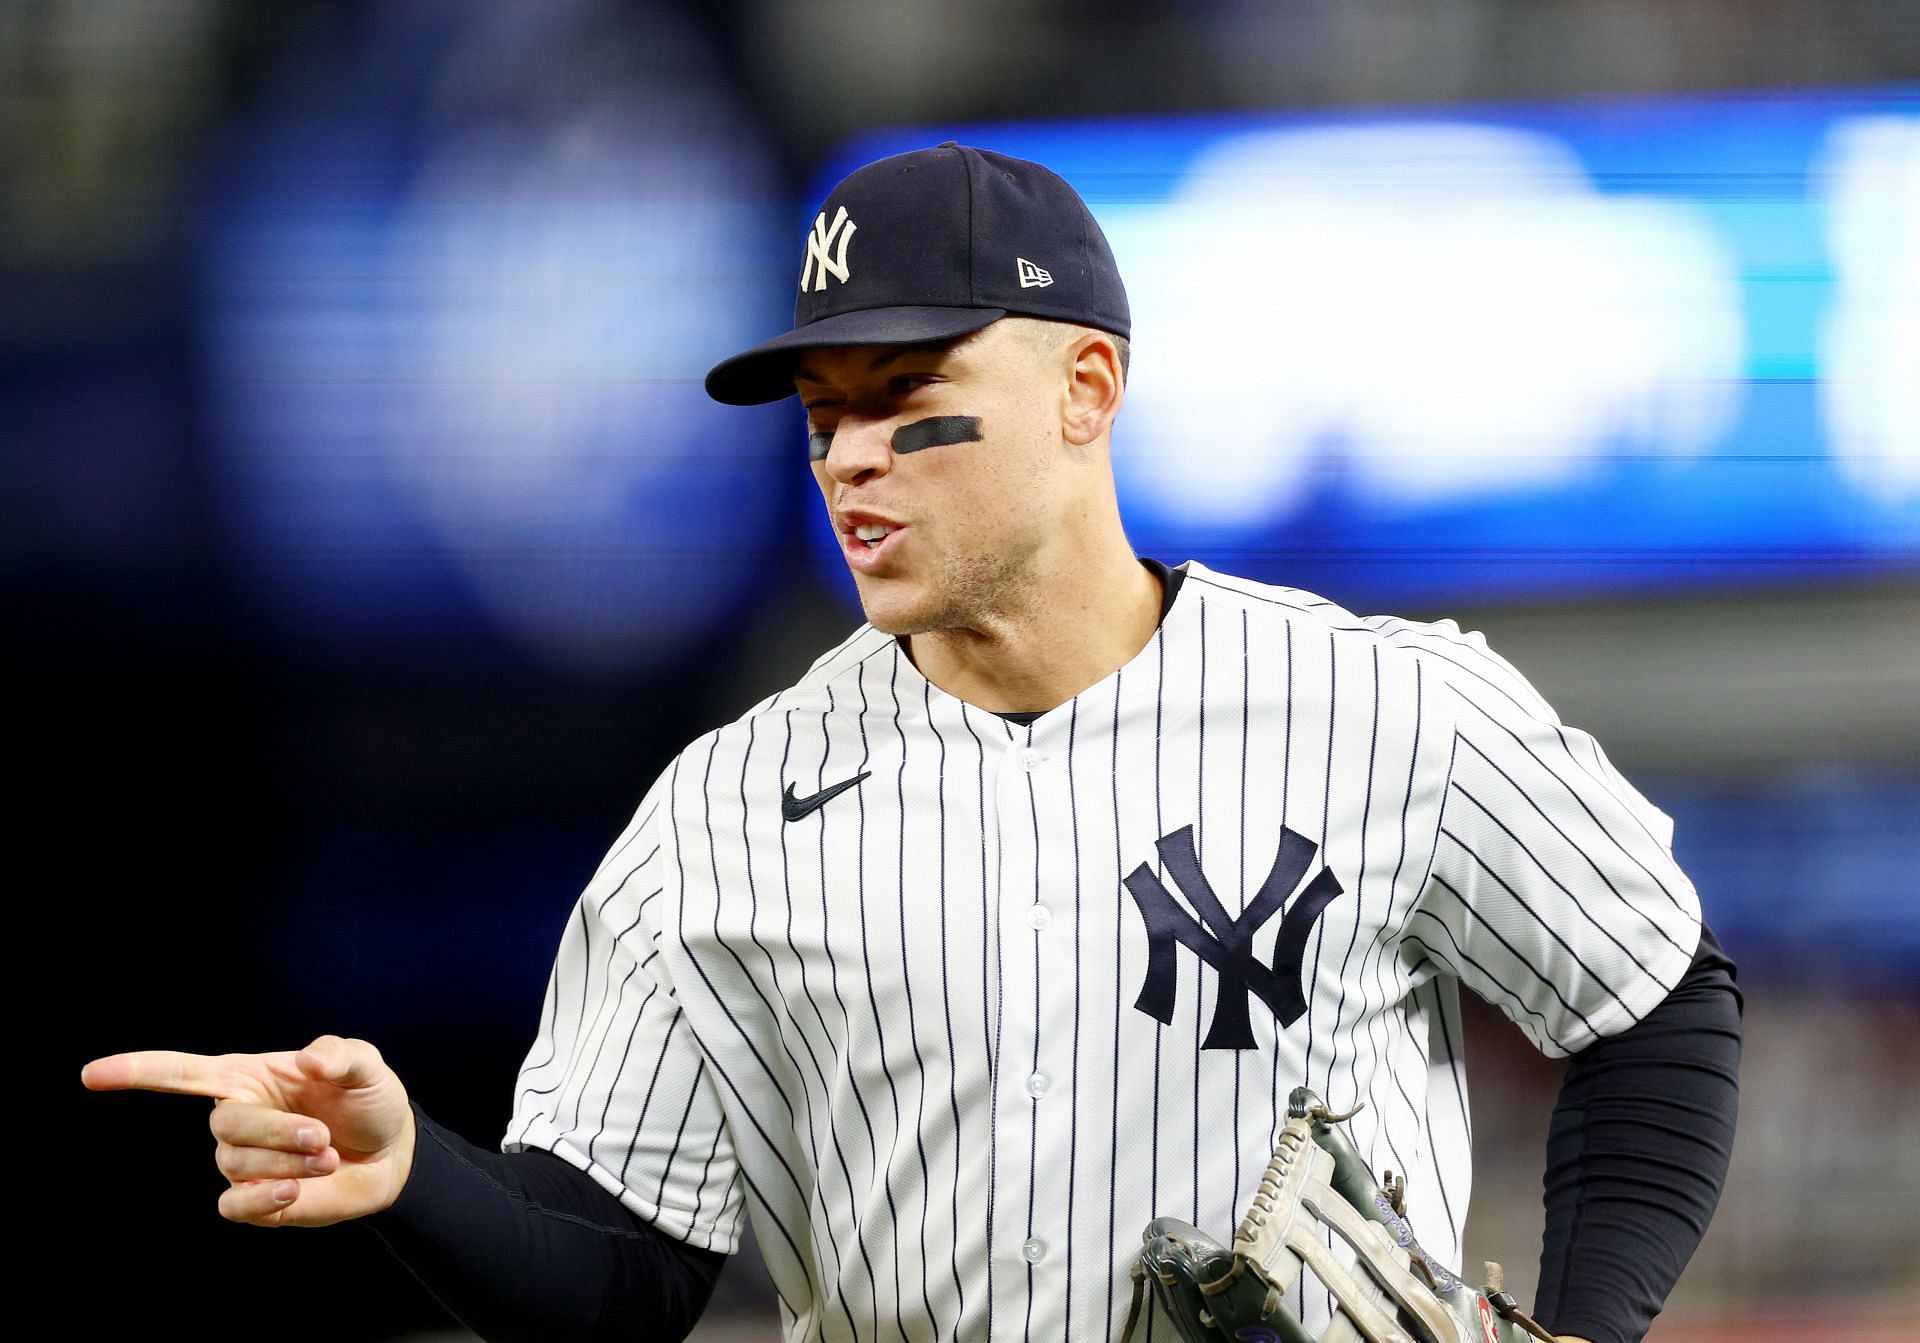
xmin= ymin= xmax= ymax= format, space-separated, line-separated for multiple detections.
xmin=294 ymin=1035 xmax=387 ymax=1089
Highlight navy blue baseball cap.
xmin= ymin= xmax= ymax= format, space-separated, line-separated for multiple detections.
xmin=704 ymin=142 xmax=1131 ymax=406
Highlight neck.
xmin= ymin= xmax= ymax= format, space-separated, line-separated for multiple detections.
xmin=905 ymin=533 xmax=1164 ymax=715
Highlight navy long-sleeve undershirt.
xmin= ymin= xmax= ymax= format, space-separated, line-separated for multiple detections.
xmin=1532 ymin=924 xmax=1743 ymax=1343
xmin=362 ymin=1106 xmax=724 ymax=1343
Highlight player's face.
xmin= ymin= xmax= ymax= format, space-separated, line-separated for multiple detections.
xmin=796 ymin=318 xmax=1087 ymax=637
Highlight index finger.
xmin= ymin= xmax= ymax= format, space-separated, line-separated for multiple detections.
xmin=81 ymin=1051 xmax=246 ymax=1099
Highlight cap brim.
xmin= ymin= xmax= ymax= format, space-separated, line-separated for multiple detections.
xmin=704 ymin=306 xmax=1008 ymax=406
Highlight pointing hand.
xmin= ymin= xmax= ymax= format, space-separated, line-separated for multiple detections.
xmin=82 ymin=1035 xmax=416 ymax=1227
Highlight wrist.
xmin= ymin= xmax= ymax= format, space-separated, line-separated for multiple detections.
xmin=382 ymin=1100 xmax=419 ymax=1211
xmin=363 ymin=1100 xmax=424 ymax=1220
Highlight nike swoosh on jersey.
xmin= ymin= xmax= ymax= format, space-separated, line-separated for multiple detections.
xmin=781 ymin=772 xmax=872 ymax=822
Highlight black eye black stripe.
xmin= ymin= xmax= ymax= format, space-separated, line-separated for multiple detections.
xmin=891 ymin=415 xmax=983 ymax=454
xmin=809 ymin=415 xmax=984 ymax=462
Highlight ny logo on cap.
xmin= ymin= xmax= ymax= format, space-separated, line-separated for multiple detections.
xmin=1016 ymin=257 xmax=1053 ymax=288
xmin=801 ymin=206 xmax=857 ymax=292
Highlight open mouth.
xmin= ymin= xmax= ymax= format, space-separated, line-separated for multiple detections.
xmin=839 ymin=515 xmax=906 ymax=568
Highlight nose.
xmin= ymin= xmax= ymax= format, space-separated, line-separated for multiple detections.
xmin=819 ymin=414 xmax=893 ymax=487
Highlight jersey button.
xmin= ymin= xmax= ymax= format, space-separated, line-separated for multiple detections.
xmin=1027 ymin=903 xmax=1051 ymax=930
xmin=1018 ymin=747 xmax=1045 ymax=770
xmin=1025 ymin=1070 xmax=1050 ymax=1099
xmin=1022 ymin=1237 xmax=1047 ymax=1263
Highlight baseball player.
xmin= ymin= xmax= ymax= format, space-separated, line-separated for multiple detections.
xmin=85 ymin=144 xmax=1741 ymax=1343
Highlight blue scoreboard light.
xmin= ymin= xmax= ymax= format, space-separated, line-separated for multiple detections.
xmin=824 ymin=90 xmax=1920 ymax=608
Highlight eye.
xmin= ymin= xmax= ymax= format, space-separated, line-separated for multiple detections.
xmin=888 ymin=373 xmax=939 ymax=396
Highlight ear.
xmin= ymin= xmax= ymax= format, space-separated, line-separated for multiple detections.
xmin=1060 ymin=329 xmax=1124 ymax=447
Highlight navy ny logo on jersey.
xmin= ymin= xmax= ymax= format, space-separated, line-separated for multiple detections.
xmin=1124 ymin=824 xmax=1346 ymax=1050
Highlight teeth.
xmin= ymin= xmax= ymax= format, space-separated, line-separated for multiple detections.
xmin=854 ymin=524 xmax=893 ymax=542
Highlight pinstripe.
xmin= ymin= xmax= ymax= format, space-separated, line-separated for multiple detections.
xmin=1426 ymin=981 xmax=1468 ymax=1245
xmin=1145 ymin=625 xmax=1170 ymax=1343
xmin=814 ymin=680 xmax=889 ymax=1330
xmin=1233 ymin=610 xmax=1248 ymax=1213
xmin=566 ymin=872 xmax=661 ymax=1132
xmin=956 ymin=699 xmax=998 ymax=1333
xmin=689 ymin=736 xmax=807 ymax=1139
xmin=1307 ymin=627 xmax=1337 ymax=1343
xmin=990 ymin=707 xmax=1007 ymax=1337
xmin=513 ymin=901 xmax=584 ymax=1115
xmin=613 ymin=991 xmax=678 ymax=1185
xmin=1192 ymin=598 xmax=1207 ymax=1223
xmin=849 ymin=660 xmax=910 ymax=1340
xmin=1272 ymin=616 xmax=1295 ymax=1121
xmin=1023 ymin=753 xmax=1041 ymax=1343
xmin=772 ymin=714 xmax=862 ymax=1334
xmin=921 ymin=674 xmax=969 ymax=1328
xmin=1405 ymin=910 xmax=1567 ymax=1046
xmin=1063 ymin=696 xmax=1084 ymax=1342
xmin=1453 ymin=735 xmax=1693 ymax=951
xmin=501 ymin=560 xmax=1701 ymax=1341
xmin=884 ymin=656 xmax=940 ymax=1341
xmin=667 ymin=764 xmax=813 ymax=1214
xmin=583 ymin=910 xmax=661 ymax=1166
xmin=1356 ymin=659 xmax=1422 ymax=1193
xmin=661 ymin=1057 xmax=708 ymax=1212
xmin=553 ymin=884 xmax=603 ymax=1113
xmin=735 ymin=714 xmax=848 ymax=1326
xmin=1449 ymin=777 xmax=1672 ymax=976
xmin=1416 ymin=655 xmax=1689 ymax=903
xmin=1331 ymin=645 xmax=1382 ymax=1108
xmin=1303 ymin=626 xmax=1336 ymax=1092
xmin=1437 ymin=824 xmax=1636 ymax=1021
xmin=592 ymin=798 xmax=663 ymax=901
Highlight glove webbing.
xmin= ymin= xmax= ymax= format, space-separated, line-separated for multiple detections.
xmin=1234 ymin=1115 xmax=1455 ymax=1343
xmin=1120 ymin=1097 xmax=1561 ymax=1343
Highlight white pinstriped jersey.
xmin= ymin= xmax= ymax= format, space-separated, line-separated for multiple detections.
xmin=505 ymin=560 xmax=1701 ymax=1342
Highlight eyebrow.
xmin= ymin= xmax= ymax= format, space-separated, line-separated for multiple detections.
xmin=793 ymin=340 xmax=962 ymax=387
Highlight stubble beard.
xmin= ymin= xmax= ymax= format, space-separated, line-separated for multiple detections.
xmin=860 ymin=543 xmax=1043 ymax=642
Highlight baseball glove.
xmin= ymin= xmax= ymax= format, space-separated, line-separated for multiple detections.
xmin=1122 ymin=1088 xmax=1558 ymax=1343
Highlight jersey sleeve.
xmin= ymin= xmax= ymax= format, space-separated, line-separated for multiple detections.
xmin=1402 ymin=624 xmax=1702 ymax=1057
xmin=504 ymin=782 xmax=747 ymax=1254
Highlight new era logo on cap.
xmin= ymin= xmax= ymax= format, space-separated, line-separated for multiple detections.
xmin=801 ymin=206 xmax=857 ymax=292
xmin=1016 ymin=257 xmax=1053 ymax=288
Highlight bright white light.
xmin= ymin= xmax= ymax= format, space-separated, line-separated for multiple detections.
xmin=1104 ymin=124 xmax=1745 ymax=528
xmin=1820 ymin=116 xmax=1920 ymax=504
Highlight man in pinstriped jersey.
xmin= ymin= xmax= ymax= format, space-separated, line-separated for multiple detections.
xmin=85 ymin=143 xmax=1740 ymax=1343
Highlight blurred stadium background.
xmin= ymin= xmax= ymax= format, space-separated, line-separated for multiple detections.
xmin=21 ymin=1 xmax=1916 ymax=1338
